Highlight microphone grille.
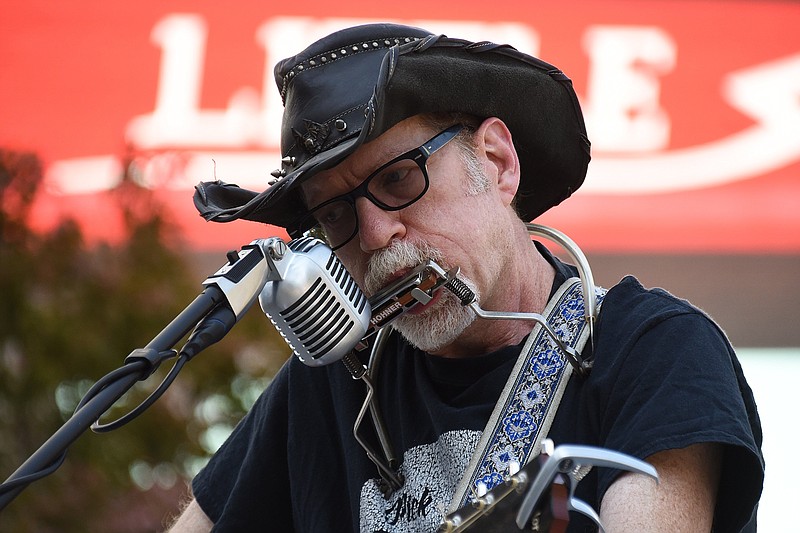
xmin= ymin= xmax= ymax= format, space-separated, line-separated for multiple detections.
xmin=286 ymin=235 xmax=320 ymax=253
xmin=260 ymin=238 xmax=370 ymax=366
xmin=289 ymin=236 xmax=369 ymax=314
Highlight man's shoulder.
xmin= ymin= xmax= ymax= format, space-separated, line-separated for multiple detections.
xmin=595 ymin=275 xmax=727 ymax=350
xmin=602 ymin=274 xmax=707 ymax=322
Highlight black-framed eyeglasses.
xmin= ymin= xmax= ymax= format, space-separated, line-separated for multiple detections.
xmin=290 ymin=124 xmax=464 ymax=250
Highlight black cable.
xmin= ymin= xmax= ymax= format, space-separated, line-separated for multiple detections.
xmin=91 ymin=355 xmax=186 ymax=433
xmin=91 ymin=305 xmax=236 ymax=432
xmin=76 ymin=360 xmax=150 ymax=411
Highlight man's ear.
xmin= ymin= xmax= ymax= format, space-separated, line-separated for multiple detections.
xmin=475 ymin=117 xmax=520 ymax=207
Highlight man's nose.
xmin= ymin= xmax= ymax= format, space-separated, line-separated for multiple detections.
xmin=354 ymin=197 xmax=406 ymax=252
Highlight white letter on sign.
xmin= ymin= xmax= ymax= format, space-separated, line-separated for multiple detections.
xmin=582 ymin=26 xmax=676 ymax=152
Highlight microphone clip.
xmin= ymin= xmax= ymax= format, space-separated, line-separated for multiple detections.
xmin=202 ymin=238 xmax=278 ymax=319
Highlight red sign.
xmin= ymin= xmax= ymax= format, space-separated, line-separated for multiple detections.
xmin=2 ymin=1 xmax=798 ymax=252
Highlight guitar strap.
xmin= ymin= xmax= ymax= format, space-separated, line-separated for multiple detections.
xmin=449 ymin=277 xmax=606 ymax=511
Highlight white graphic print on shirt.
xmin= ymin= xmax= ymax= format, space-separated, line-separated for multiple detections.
xmin=359 ymin=430 xmax=481 ymax=532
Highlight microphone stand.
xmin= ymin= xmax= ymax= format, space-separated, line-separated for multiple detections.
xmin=0 ymin=285 xmax=227 ymax=510
xmin=0 ymin=237 xmax=280 ymax=511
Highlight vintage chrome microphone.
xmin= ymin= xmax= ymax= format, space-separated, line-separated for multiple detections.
xmin=257 ymin=236 xmax=371 ymax=367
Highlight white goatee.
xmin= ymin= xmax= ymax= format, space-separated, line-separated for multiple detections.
xmin=364 ymin=240 xmax=478 ymax=353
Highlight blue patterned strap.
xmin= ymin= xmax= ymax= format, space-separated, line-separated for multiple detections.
xmin=449 ymin=277 xmax=606 ymax=511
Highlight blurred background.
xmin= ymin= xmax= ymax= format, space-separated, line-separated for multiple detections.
xmin=1 ymin=1 xmax=797 ymax=531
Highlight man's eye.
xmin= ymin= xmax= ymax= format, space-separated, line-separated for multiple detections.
xmin=375 ymin=164 xmax=413 ymax=188
xmin=372 ymin=160 xmax=423 ymax=197
xmin=379 ymin=168 xmax=410 ymax=185
xmin=318 ymin=203 xmax=347 ymax=226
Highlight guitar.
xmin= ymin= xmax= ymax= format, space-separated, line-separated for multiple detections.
xmin=438 ymin=441 xmax=658 ymax=532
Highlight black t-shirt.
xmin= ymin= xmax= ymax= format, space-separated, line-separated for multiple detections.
xmin=192 ymin=245 xmax=763 ymax=532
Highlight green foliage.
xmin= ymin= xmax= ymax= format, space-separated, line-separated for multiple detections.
xmin=0 ymin=149 xmax=290 ymax=531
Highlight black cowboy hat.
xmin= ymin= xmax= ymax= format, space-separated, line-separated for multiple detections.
xmin=193 ymin=23 xmax=590 ymax=228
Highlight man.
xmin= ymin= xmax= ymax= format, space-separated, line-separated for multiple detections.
xmin=173 ymin=23 xmax=763 ymax=531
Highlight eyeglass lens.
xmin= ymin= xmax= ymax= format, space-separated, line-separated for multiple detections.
xmin=309 ymin=157 xmax=427 ymax=249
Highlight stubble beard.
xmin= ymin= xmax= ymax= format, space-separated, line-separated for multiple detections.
xmin=364 ymin=239 xmax=479 ymax=353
